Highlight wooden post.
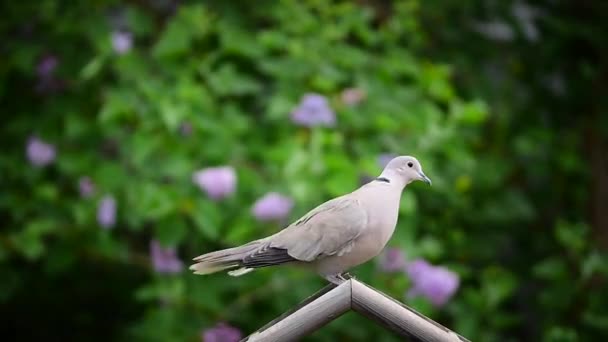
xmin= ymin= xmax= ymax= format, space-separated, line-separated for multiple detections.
xmin=242 ymin=281 xmax=351 ymax=341
xmin=241 ymin=279 xmax=469 ymax=342
xmin=351 ymin=280 xmax=468 ymax=342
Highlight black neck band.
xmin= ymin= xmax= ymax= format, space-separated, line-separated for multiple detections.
xmin=375 ymin=177 xmax=390 ymax=183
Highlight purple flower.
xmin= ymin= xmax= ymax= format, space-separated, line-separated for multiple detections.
xmin=340 ymin=88 xmax=366 ymax=106
xmin=26 ymin=136 xmax=56 ymax=167
xmin=36 ymin=55 xmax=58 ymax=78
xmin=406 ymin=259 xmax=433 ymax=278
xmin=97 ymin=195 xmax=117 ymax=229
xmin=150 ymin=239 xmax=183 ymax=274
xmin=252 ymin=192 xmax=294 ymax=221
xmin=179 ymin=122 xmax=193 ymax=136
xmin=405 ymin=259 xmax=460 ymax=307
xmin=378 ymin=153 xmax=396 ymax=168
xmin=192 ymin=166 xmax=237 ymax=200
xmin=291 ymin=93 xmax=336 ymax=127
xmin=378 ymin=248 xmax=407 ymax=272
xmin=202 ymin=322 xmax=242 ymax=342
xmin=35 ymin=55 xmax=64 ymax=93
xmin=111 ymin=31 xmax=132 ymax=54
xmin=78 ymin=177 xmax=95 ymax=198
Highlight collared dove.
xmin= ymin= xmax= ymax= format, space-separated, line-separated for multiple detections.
xmin=190 ymin=156 xmax=431 ymax=284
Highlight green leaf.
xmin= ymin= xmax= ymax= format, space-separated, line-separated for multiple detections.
xmin=533 ymin=257 xmax=568 ymax=280
xmin=581 ymin=251 xmax=608 ymax=280
xmin=133 ymin=183 xmax=178 ymax=221
xmin=399 ymin=191 xmax=418 ymax=216
xmin=543 ymin=326 xmax=578 ymax=342
xmin=480 ymin=267 xmax=517 ymax=309
xmin=135 ymin=278 xmax=185 ymax=302
xmin=420 ymin=63 xmax=455 ymax=102
xmin=154 ymin=216 xmax=188 ymax=246
xmin=417 ymin=235 xmax=444 ymax=259
xmin=80 ymin=56 xmax=105 ymax=80
xmin=159 ymin=100 xmax=184 ymax=131
xmin=554 ymin=220 xmax=588 ymax=254
xmin=153 ymin=5 xmax=212 ymax=58
xmin=9 ymin=220 xmax=55 ymax=260
xmin=98 ymin=89 xmax=136 ymax=124
xmin=205 ymin=63 xmax=261 ymax=96
xmin=190 ymin=200 xmax=220 ymax=240
xmin=451 ymin=100 xmax=489 ymax=125
xmin=10 ymin=232 xmax=45 ymax=260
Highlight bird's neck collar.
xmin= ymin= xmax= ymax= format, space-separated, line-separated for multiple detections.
xmin=376 ymin=170 xmax=407 ymax=189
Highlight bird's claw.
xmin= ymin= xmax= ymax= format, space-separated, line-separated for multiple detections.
xmin=342 ymin=272 xmax=355 ymax=280
xmin=324 ymin=273 xmax=352 ymax=285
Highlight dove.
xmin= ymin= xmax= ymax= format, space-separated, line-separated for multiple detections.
xmin=190 ymin=156 xmax=431 ymax=284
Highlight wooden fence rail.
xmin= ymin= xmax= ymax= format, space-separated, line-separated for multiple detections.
xmin=241 ymin=278 xmax=470 ymax=342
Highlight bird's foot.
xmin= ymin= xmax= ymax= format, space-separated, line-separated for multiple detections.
xmin=324 ymin=273 xmax=350 ymax=285
xmin=324 ymin=274 xmax=345 ymax=285
xmin=342 ymin=272 xmax=354 ymax=280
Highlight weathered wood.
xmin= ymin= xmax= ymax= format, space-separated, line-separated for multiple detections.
xmin=241 ymin=277 xmax=470 ymax=342
xmin=241 ymin=281 xmax=338 ymax=338
xmin=351 ymin=280 xmax=469 ymax=342
xmin=241 ymin=280 xmax=352 ymax=342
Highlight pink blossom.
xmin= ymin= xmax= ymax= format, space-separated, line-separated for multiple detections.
xmin=291 ymin=93 xmax=336 ymax=127
xmin=340 ymin=87 xmax=366 ymax=106
xmin=378 ymin=248 xmax=407 ymax=272
xmin=112 ymin=31 xmax=132 ymax=54
xmin=202 ymin=322 xmax=242 ymax=342
xmin=150 ymin=239 xmax=183 ymax=274
xmin=36 ymin=55 xmax=58 ymax=78
xmin=252 ymin=192 xmax=293 ymax=221
xmin=192 ymin=166 xmax=237 ymax=200
xmin=78 ymin=177 xmax=95 ymax=198
xmin=97 ymin=195 xmax=117 ymax=229
xmin=405 ymin=259 xmax=460 ymax=307
xmin=26 ymin=137 xmax=56 ymax=167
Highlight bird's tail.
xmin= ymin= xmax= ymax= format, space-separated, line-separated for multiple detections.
xmin=189 ymin=240 xmax=264 ymax=276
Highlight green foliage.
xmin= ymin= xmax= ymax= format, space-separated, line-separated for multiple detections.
xmin=1 ymin=0 xmax=606 ymax=341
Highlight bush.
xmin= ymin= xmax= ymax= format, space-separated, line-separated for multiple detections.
xmin=1 ymin=1 xmax=606 ymax=341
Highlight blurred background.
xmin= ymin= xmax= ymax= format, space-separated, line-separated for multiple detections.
xmin=1 ymin=0 xmax=607 ymax=341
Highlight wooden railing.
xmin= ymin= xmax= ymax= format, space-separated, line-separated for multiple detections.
xmin=241 ymin=276 xmax=470 ymax=342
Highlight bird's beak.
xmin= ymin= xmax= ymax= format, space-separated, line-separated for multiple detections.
xmin=419 ymin=172 xmax=432 ymax=186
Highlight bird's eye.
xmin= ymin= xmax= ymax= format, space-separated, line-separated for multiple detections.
xmin=407 ymin=162 xmax=413 ymax=168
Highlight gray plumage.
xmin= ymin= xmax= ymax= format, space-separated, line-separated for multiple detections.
xmin=190 ymin=155 xmax=431 ymax=284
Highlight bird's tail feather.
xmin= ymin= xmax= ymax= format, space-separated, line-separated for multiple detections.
xmin=227 ymin=267 xmax=254 ymax=277
xmin=190 ymin=262 xmax=238 ymax=275
xmin=189 ymin=240 xmax=264 ymax=275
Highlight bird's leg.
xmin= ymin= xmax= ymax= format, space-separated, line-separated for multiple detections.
xmin=341 ymin=272 xmax=354 ymax=280
xmin=324 ymin=274 xmax=346 ymax=285
xmin=325 ymin=273 xmax=355 ymax=284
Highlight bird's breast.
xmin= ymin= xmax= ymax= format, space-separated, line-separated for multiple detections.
xmin=314 ymin=189 xmax=402 ymax=276
xmin=364 ymin=191 xmax=401 ymax=245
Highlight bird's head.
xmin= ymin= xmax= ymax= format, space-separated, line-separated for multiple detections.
xmin=381 ymin=156 xmax=431 ymax=187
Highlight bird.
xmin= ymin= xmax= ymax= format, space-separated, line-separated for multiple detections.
xmin=190 ymin=155 xmax=432 ymax=284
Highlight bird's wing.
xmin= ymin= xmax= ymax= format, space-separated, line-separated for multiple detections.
xmin=269 ymin=195 xmax=368 ymax=262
